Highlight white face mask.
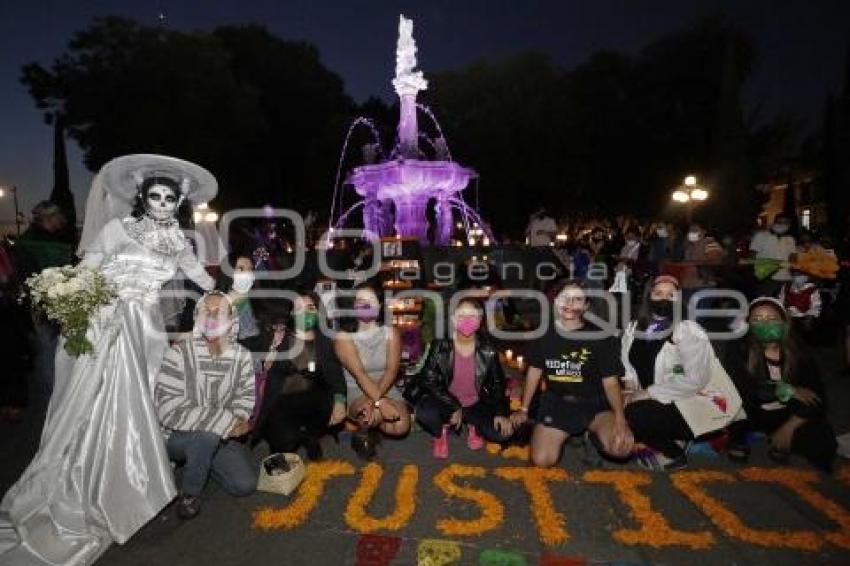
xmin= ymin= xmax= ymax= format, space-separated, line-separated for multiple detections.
xmin=232 ymin=271 xmax=255 ymax=294
xmin=792 ymin=274 xmax=809 ymax=286
xmin=145 ymin=184 xmax=179 ymax=222
xmin=656 ymin=228 xmax=668 ymax=238
xmin=772 ymin=223 xmax=789 ymax=235
xmin=687 ymin=231 xmax=701 ymax=242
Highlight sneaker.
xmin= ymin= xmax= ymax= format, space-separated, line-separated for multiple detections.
xmin=351 ymin=431 xmax=378 ymax=461
xmin=433 ymin=426 xmax=449 ymax=459
xmin=636 ymin=451 xmax=688 ymax=472
xmin=727 ymin=442 xmax=750 ymax=463
xmin=662 ymin=453 xmax=689 ymax=472
xmin=176 ymin=494 xmax=201 ymax=520
xmin=467 ymin=425 xmax=484 ymax=450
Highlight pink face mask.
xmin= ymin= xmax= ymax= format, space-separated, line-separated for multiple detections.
xmin=200 ymin=316 xmax=229 ymax=339
xmin=354 ymin=303 xmax=379 ymax=323
xmin=455 ymin=315 xmax=481 ymax=337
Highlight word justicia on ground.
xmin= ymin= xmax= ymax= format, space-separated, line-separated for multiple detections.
xmin=252 ymin=460 xmax=850 ymax=552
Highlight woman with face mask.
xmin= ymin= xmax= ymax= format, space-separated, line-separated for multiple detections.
xmin=680 ymin=224 xmax=725 ymax=294
xmin=648 ymin=222 xmax=673 ymax=265
xmin=749 ymin=214 xmax=797 ymax=297
xmin=511 ymin=280 xmax=634 ymax=468
xmin=404 ymin=299 xmax=514 ymax=459
xmin=334 ymin=283 xmax=409 ymax=459
xmin=1 ymin=155 xmax=217 ymax=564
xmin=254 ymin=292 xmax=347 ymax=461
xmin=622 ymin=275 xmax=741 ymax=471
xmin=217 ymin=252 xmax=261 ymax=350
xmin=724 ymin=298 xmax=836 ymax=471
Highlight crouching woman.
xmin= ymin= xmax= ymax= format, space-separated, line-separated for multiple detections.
xmin=405 ymin=298 xmax=514 ymax=459
xmin=622 ymin=275 xmax=742 ymax=471
xmin=725 ymin=297 xmax=836 ymax=472
xmin=511 ymin=280 xmax=634 ymax=467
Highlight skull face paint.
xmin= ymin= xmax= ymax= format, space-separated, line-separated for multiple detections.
xmin=145 ymin=184 xmax=179 ymax=221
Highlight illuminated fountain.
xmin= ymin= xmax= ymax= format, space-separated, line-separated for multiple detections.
xmin=330 ymin=15 xmax=492 ymax=246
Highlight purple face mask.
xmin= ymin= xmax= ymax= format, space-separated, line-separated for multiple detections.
xmin=355 ymin=303 xmax=380 ymax=322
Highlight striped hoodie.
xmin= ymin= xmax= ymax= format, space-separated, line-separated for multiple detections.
xmin=155 ymin=336 xmax=256 ymax=438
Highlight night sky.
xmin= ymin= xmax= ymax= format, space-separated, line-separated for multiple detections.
xmin=0 ymin=0 xmax=847 ymax=223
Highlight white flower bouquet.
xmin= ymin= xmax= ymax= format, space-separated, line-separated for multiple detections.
xmin=25 ymin=265 xmax=116 ymax=356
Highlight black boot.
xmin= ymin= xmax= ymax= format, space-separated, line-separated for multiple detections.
xmin=176 ymin=494 xmax=201 ymax=520
xmin=351 ymin=429 xmax=380 ymax=460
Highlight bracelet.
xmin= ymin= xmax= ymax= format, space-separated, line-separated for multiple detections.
xmin=516 ymin=406 xmax=529 ymax=414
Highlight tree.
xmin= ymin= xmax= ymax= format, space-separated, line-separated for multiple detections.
xmin=421 ymin=13 xmax=793 ymax=235
xmin=20 ymin=18 xmax=353 ymax=215
xmin=50 ymin=112 xmax=76 ymax=240
xmin=427 ymin=52 xmax=574 ymax=234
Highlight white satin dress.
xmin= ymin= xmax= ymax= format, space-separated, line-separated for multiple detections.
xmin=0 ymin=216 xmax=213 ymax=566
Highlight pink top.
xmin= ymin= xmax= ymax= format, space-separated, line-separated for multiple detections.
xmin=449 ymin=349 xmax=479 ymax=407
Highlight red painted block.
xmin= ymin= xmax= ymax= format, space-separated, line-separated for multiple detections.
xmin=354 ymin=534 xmax=402 ymax=566
xmin=539 ymin=553 xmax=586 ymax=566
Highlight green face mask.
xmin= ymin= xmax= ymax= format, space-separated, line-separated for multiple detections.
xmin=750 ymin=321 xmax=786 ymax=343
xmin=295 ymin=311 xmax=318 ymax=331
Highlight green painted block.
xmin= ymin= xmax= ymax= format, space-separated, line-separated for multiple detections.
xmin=478 ymin=548 xmax=527 ymax=566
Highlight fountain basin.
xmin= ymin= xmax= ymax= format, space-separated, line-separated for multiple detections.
xmin=348 ymin=159 xmax=476 ymax=200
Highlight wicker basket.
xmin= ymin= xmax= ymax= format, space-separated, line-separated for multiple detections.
xmin=257 ymin=453 xmax=306 ymax=496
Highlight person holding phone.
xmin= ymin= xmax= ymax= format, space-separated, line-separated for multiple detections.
xmin=254 ymin=290 xmax=347 ymax=461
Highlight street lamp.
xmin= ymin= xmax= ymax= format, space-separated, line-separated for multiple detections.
xmin=671 ymin=175 xmax=709 ymax=222
xmin=0 ymin=185 xmax=22 ymax=236
xmin=193 ymin=203 xmax=218 ymax=224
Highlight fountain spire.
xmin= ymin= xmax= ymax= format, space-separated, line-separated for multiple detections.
xmin=392 ymin=15 xmax=427 ymax=158
xmin=341 ymin=14 xmax=479 ymax=245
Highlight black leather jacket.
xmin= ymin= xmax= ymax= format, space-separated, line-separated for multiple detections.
xmin=404 ymin=338 xmax=509 ymax=415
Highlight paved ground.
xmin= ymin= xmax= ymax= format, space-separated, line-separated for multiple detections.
xmin=3 ymin=347 xmax=850 ymax=566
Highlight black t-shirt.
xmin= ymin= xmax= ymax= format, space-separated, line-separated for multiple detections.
xmin=528 ymin=323 xmax=623 ymax=400
xmin=628 ymin=335 xmax=666 ymax=390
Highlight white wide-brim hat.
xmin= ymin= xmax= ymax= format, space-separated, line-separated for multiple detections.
xmin=99 ymin=154 xmax=218 ymax=205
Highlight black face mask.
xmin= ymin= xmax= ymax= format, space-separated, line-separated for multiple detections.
xmin=649 ymin=299 xmax=675 ymax=319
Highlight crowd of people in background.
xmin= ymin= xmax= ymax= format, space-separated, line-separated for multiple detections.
xmin=1 ymin=193 xmax=848 ymax=532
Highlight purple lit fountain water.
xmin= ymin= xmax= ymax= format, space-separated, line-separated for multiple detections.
xmin=330 ymin=15 xmax=492 ymax=246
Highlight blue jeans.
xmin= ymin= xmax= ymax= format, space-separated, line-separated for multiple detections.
xmin=166 ymin=430 xmax=257 ymax=497
xmin=31 ymin=321 xmax=58 ymax=409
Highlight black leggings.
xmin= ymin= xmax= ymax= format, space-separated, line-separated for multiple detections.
xmin=729 ymin=405 xmax=837 ymax=472
xmin=415 ymin=395 xmax=512 ymax=443
xmin=260 ymin=388 xmax=332 ymax=453
xmin=625 ymin=399 xmax=694 ymax=458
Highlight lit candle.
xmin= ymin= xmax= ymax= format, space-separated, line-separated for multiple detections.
xmin=505 ymin=349 xmax=513 ymax=360
xmin=307 ymin=361 xmax=316 ymax=373
xmin=516 ymin=355 xmax=524 ymax=367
